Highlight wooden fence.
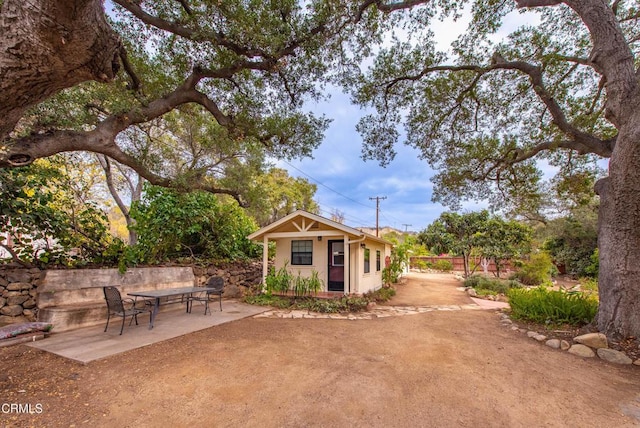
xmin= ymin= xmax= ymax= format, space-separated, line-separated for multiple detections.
xmin=409 ymin=256 xmax=515 ymax=275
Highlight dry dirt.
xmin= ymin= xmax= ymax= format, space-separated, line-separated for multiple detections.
xmin=1 ymin=272 xmax=640 ymax=427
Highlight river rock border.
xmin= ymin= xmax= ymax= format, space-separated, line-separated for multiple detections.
xmin=497 ymin=312 xmax=640 ymax=366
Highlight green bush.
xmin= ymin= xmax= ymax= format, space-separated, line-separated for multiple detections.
xmin=364 ymin=286 xmax=396 ymax=303
xmin=433 ymin=259 xmax=453 ymax=272
xmin=264 ymin=264 xmax=293 ymax=294
xmin=264 ymin=264 xmax=324 ymax=297
xmin=464 ymin=275 xmax=521 ymax=294
xmin=507 ymin=287 xmax=598 ymax=326
xmin=129 ymin=185 xmax=260 ymax=264
xmin=579 ymin=277 xmax=599 ymax=296
xmin=287 ymin=296 xmax=370 ymax=313
xmin=510 ymin=252 xmax=558 ymax=286
xmin=245 ymin=286 xmax=388 ymax=313
xmin=413 ymin=259 xmax=430 ymax=271
xmin=583 ymin=248 xmax=599 ymax=278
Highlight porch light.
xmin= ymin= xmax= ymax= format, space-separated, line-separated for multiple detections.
xmin=317 ymin=236 xmax=322 ymax=241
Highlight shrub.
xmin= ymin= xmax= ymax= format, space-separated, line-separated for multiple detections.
xmin=264 ymin=264 xmax=324 ymax=297
xmin=245 ymin=285 xmax=390 ymax=313
xmin=264 ymin=264 xmax=293 ymax=294
xmin=510 ymin=252 xmax=558 ymax=286
xmin=129 ymin=185 xmax=260 ymax=264
xmin=295 ymin=296 xmax=369 ymax=313
xmin=583 ymin=248 xmax=599 ymax=278
xmin=464 ymin=275 xmax=520 ymax=294
xmin=579 ymin=277 xmax=599 ymax=297
xmin=413 ymin=259 xmax=429 ymax=271
xmin=433 ymin=259 xmax=453 ymax=272
xmin=365 ymin=286 xmax=396 ymax=303
xmin=507 ymin=287 xmax=598 ymax=326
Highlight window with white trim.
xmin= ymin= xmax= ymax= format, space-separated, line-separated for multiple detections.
xmin=291 ymin=240 xmax=313 ymax=265
xmin=364 ymin=248 xmax=370 ymax=273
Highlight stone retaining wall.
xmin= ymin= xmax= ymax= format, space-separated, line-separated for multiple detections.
xmin=0 ymin=267 xmax=43 ymax=325
xmin=0 ymin=261 xmax=263 ymax=327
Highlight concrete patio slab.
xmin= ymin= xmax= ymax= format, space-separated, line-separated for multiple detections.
xmin=28 ymin=300 xmax=267 ymax=364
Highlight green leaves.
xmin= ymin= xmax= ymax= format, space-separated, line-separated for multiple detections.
xmin=418 ymin=210 xmax=532 ymax=277
xmin=348 ymin=0 xmax=618 ymax=215
xmin=508 ymin=286 xmax=598 ymax=326
xmin=0 ymin=158 xmax=118 ymax=266
xmin=128 ymin=184 xmax=260 ymax=263
xmin=244 ymin=167 xmax=319 ymax=227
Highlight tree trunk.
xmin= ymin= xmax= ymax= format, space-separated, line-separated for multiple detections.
xmin=596 ymin=119 xmax=640 ymax=338
xmin=462 ymin=252 xmax=470 ymax=278
xmin=0 ymin=0 xmax=120 ymax=140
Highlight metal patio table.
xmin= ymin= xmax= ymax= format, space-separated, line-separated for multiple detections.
xmin=128 ymin=286 xmax=216 ymax=329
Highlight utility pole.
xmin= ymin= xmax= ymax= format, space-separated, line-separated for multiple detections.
xmin=369 ymin=196 xmax=387 ymax=236
xmin=402 ymin=224 xmax=412 ymax=233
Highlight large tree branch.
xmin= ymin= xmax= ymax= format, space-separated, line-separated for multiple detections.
xmin=0 ymin=67 xmax=256 ymax=202
xmin=515 ymin=0 xmax=639 ymax=126
xmin=356 ymin=0 xmax=429 ymax=19
xmin=114 ymin=0 xmax=275 ymax=59
xmin=381 ymin=57 xmax=613 ymax=157
xmin=97 ymin=155 xmax=131 ymax=219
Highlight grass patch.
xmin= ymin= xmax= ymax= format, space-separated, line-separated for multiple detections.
xmin=507 ymin=287 xmax=597 ymax=326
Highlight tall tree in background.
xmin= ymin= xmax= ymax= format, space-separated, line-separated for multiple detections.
xmin=418 ymin=211 xmax=489 ymax=278
xmin=477 ymin=217 xmax=532 ymax=278
xmin=246 ymin=168 xmax=319 ymax=226
xmin=352 ymin=1 xmax=640 ymax=338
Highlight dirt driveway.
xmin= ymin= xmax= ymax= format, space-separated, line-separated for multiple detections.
xmin=1 ymin=272 xmax=639 ymax=427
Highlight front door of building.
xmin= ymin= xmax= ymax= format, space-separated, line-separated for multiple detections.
xmin=328 ymin=240 xmax=344 ymax=292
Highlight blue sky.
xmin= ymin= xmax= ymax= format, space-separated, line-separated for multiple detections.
xmin=275 ymin=8 xmax=608 ymax=233
xmin=277 ymin=89 xmax=450 ymax=233
xmin=276 ymin=10 xmax=510 ymax=233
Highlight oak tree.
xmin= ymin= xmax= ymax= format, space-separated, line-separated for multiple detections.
xmin=0 ymin=0 xmax=337 ymax=200
xmin=353 ymin=0 xmax=640 ymax=338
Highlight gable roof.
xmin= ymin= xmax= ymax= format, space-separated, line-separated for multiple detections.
xmin=248 ymin=210 xmax=392 ymax=246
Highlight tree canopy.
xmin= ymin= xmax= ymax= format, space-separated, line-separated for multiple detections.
xmin=347 ymin=0 xmax=640 ymax=338
xmin=350 ymin=0 xmax=631 ymax=216
xmin=0 ymin=0 xmax=344 ymax=201
xmin=0 ymin=158 xmax=118 ymax=266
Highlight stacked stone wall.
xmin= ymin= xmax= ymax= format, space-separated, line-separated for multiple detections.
xmin=192 ymin=260 xmax=264 ymax=298
xmin=0 ymin=266 xmax=43 ymax=324
xmin=0 ymin=260 xmax=264 ymax=326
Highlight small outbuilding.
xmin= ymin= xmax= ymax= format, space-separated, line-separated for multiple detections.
xmin=248 ymin=210 xmax=393 ymax=295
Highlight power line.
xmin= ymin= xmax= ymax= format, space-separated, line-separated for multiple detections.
xmin=315 ymin=205 xmax=373 ymax=227
xmin=282 ymin=160 xmax=374 ymax=209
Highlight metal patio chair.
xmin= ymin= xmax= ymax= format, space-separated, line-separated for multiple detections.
xmin=187 ymin=276 xmax=224 ymax=315
xmin=103 ymin=286 xmax=151 ymax=335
